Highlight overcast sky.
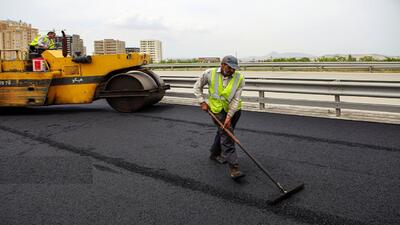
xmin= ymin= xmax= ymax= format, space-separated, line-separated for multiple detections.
xmin=1 ymin=0 xmax=399 ymax=58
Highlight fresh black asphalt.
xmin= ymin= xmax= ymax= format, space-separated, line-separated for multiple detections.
xmin=0 ymin=100 xmax=399 ymax=225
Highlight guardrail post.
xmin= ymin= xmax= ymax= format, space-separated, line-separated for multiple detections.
xmin=369 ymin=66 xmax=373 ymax=73
xmin=335 ymin=95 xmax=341 ymax=117
xmin=259 ymin=91 xmax=265 ymax=110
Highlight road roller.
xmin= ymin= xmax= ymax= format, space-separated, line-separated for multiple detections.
xmin=0 ymin=48 xmax=169 ymax=112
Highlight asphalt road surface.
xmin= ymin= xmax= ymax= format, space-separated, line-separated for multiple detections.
xmin=1 ymin=100 xmax=399 ymax=225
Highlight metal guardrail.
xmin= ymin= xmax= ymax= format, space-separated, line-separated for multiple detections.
xmin=161 ymin=75 xmax=400 ymax=116
xmin=146 ymin=62 xmax=400 ymax=72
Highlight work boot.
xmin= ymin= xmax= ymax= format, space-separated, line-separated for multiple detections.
xmin=229 ymin=164 xmax=245 ymax=180
xmin=209 ymin=154 xmax=227 ymax=164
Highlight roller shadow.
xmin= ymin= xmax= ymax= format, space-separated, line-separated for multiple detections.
xmin=0 ymin=102 xmax=177 ymax=116
xmin=0 ymin=105 xmax=112 ymax=116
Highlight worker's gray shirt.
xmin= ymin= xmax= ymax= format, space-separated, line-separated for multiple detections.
xmin=193 ymin=67 xmax=245 ymax=117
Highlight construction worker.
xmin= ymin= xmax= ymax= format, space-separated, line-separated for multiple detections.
xmin=29 ymin=31 xmax=56 ymax=55
xmin=194 ymin=55 xmax=246 ymax=180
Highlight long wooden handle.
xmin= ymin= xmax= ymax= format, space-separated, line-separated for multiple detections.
xmin=207 ymin=110 xmax=242 ymax=145
xmin=207 ymin=110 xmax=286 ymax=192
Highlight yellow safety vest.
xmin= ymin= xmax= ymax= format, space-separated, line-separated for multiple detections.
xmin=209 ymin=68 xmax=243 ymax=114
xmin=29 ymin=35 xmax=55 ymax=49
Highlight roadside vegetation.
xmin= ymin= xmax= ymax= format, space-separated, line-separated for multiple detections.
xmin=259 ymin=55 xmax=400 ymax=62
xmin=155 ymin=55 xmax=400 ymax=72
xmin=159 ymin=55 xmax=400 ymax=64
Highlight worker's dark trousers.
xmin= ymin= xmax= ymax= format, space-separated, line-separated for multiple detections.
xmin=210 ymin=110 xmax=241 ymax=165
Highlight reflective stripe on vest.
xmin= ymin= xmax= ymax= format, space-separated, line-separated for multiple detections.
xmin=48 ymin=39 xmax=55 ymax=49
xmin=29 ymin=35 xmax=41 ymax=46
xmin=29 ymin=35 xmax=55 ymax=49
xmin=209 ymin=68 xmax=243 ymax=113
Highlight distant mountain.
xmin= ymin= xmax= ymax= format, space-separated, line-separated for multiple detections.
xmin=321 ymin=54 xmax=388 ymax=60
xmin=266 ymin=51 xmax=316 ymax=59
xmin=240 ymin=51 xmax=316 ymax=62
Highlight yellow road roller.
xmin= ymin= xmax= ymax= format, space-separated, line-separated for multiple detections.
xmin=0 ymin=49 xmax=169 ymax=112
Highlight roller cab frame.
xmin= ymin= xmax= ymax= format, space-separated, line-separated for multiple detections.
xmin=0 ymin=49 xmax=169 ymax=112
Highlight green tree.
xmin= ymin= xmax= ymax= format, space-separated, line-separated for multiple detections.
xmin=359 ymin=56 xmax=375 ymax=62
xmin=298 ymin=57 xmax=311 ymax=62
xmin=347 ymin=54 xmax=356 ymax=62
xmin=384 ymin=57 xmax=400 ymax=62
xmin=317 ymin=56 xmax=339 ymax=62
xmin=336 ymin=56 xmax=346 ymax=62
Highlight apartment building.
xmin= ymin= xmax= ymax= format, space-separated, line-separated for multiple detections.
xmin=140 ymin=40 xmax=162 ymax=63
xmin=56 ymin=34 xmax=86 ymax=56
xmin=71 ymin=35 xmax=86 ymax=56
xmin=94 ymin=39 xmax=126 ymax=55
xmin=0 ymin=20 xmax=38 ymax=60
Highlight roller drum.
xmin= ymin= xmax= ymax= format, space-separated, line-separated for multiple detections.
xmin=105 ymin=71 xmax=166 ymax=112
